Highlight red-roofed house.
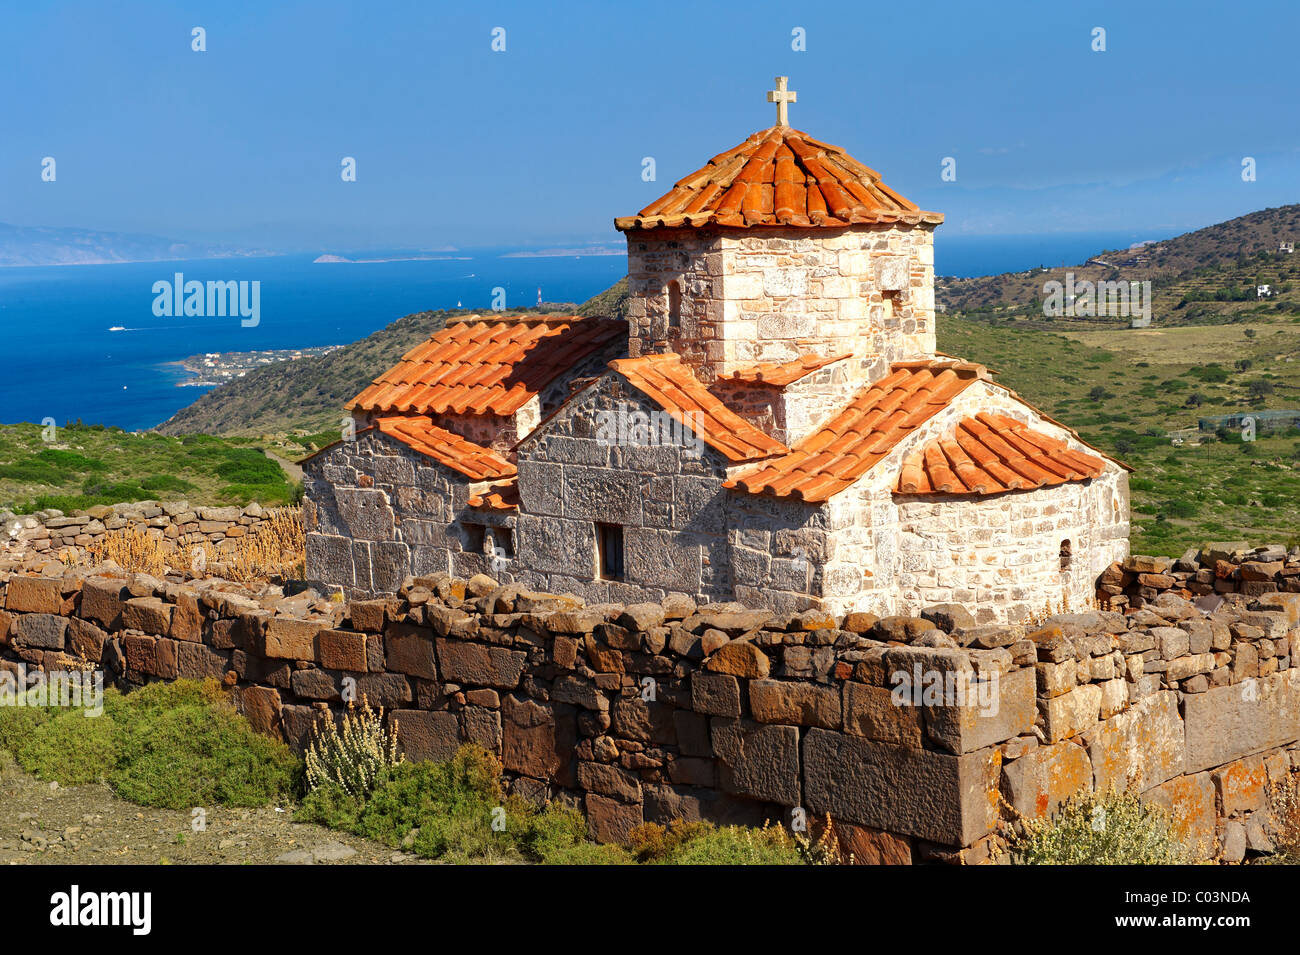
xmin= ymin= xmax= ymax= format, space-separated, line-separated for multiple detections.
xmin=304 ymin=81 xmax=1129 ymax=622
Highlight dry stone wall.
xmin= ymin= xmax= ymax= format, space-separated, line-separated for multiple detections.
xmin=2 ymin=547 xmax=1300 ymax=862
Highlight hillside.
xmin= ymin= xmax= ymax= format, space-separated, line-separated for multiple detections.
xmin=157 ymin=298 xmax=630 ymax=438
xmin=937 ymin=204 xmax=1300 ymax=328
xmin=0 ymin=423 xmax=299 ymax=513
xmin=157 ymin=309 xmax=455 ymax=437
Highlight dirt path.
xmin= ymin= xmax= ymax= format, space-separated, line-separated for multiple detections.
xmin=0 ymin=755 xmax=420 ymax=865
xmin=264 ymin=448 xmax=304 ymax=483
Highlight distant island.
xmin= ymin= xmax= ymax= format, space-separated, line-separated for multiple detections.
xmin=501 ymin=247 xmax=624 ymax=258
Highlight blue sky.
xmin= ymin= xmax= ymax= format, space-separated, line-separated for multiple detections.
xmin=3 ymin=0 xmax=1297 ymax=250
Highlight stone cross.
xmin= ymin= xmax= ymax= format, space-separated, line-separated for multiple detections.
xmin=767 ymin=76 xmax=797 ymax=127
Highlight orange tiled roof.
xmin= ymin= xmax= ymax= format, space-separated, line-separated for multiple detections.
xmin=716 ymin=351 xmax=853 ymax=388
xmin=375 ymin=416 xmax=516 ymax=482
xmin=609 ymin=354 xmax=788 ymax=462
xmin=349 ymin=317 xmax=626 ymax=417
xmin=724 ymin=360 xmax=985 ymax=502
xmin=616 ymin=126 xmax=943 ymax=231
xmin=896 ymin=413 xmax=1106 ymax=496
xmin=468 ymin=480 xmax=520 ymax=512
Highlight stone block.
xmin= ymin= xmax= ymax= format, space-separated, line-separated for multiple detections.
xmin=1040 ymin=684 xmax=1101 ymax=743
xmin=1212 ymin=756 xmax=1268 ymax=815
xmin=501 ymin=694 xmax=577 ymax=787
xmin=802 ymin=728 xmax=1001 ymax=846
xmin=66 ymin=617 xmax=107 ymax=663
xmin=1143 ymin=772 xmax=1217 ymax=860
xmin=263 ymin=617 xmax=324 ymax=661
xmin=390 ymin=709 xmax=461 ymax=763
xmin=5 ymin=577 xmax=63 ymax=614
xmin=828 ymin=819 xmax=913 ymax=865
xmin=1084 ymin=691 xmax=1185 ymax=792
xmin=169 ymin=590 xmax=202 ymax=643
xmin=383 ymin=623 xmax=437 ymax=680
xmin=79 ymin=577 xmax=127 ymax=629
xmin=238 ymin=685 xmax=283 ymax=738
xmin=691 ymin=672 xmax=742 ymax=717
xmin=1183 ymin=670 xmax=1300 ymax=773
xmin=434 ymin=637 xmax=525 ymax=688
xmin=1000 ymin=741 xmax=1092 ymax=820
xmin=842 ymin=682 xmax=923 ymax=747
xmin=578 ymin=761 xmax=642 ymax=803
xmin=749 ymin=679 xmax=841 ymax=729
xmin=176 ymin=641 xmax=227 ymax=680
xmin=317 ymin=629 xmax=368 ymax=672
xmin=14 ymin=613 xmax=67 ymax=650
xmin=461 ymin=706 xmax=502 ymax=751
xmin=711 ymin=718 xmax=801 ymax=806
xmin=122 ymin=596 xmax=172 ymax=636
xmin=354 ymin=673 xmax=411 ymax=709
xmin=585 ymin=792 xmax=643 ymax=844
xmin=924 ymin=666 xmax=1036 ymax=755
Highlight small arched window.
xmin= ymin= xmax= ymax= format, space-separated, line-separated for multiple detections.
xmin=667 ymin=280 xmax=682 ymax=331
xmin=1059 ymin=539 xmax=1072 ymax=573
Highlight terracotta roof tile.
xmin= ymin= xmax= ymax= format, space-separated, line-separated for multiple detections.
xmin=349 ymin=317 xmax=626 ymax=417
xmin=715 ymin=351 xmax=853 ymax=388
xmin=895 ymin=413 xmax=1107 ymax=496
xmin=468 ymin=480 xmax=520 ymax=512
xmin=375 ymin=416 xmax=516 ymax=482
xmin=724 ymin=361 xmax=984 ymax=502
xmin=609 ymin=354 xmax=788 ymax=462
xmin=616 ymin=126 xmax=942 ymax=231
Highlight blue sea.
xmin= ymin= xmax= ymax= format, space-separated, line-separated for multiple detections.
xmin=0 ymin=231 xmax=1148 ymax=432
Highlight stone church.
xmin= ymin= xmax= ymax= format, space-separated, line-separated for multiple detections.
xmin=303 ymin=80 xmax=1130 ymax=623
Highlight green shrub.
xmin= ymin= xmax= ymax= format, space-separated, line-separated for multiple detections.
xmin=343 ymin=747 xmax=524 ymax=863
xmin=297 ymin=783 xmax=366 ymax=831
xmin=110 ymin=700 xmax=300 ymax=808
xmin=1011 ymin=790 xmax=1190 ymax=865
xmin=0 ymin=679 xmax=298 ymax=809
xmin=0 ymin=704 xmax=51 ymax=754
xmin=655 ymin=823 xmax=806 ymax=865
xmin=140 ymin=474 xmax=197 ymax=494
xmin=13 ymin=711 xmax=119 ymax=785
xmin=215 ymin=449 xmax=284 ymax=485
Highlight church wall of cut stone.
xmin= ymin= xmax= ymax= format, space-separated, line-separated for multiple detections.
xmin=303 ymin=86 xmax=1132 ymax=626
xmin=304 ymin=429 xmax=515 ymax=595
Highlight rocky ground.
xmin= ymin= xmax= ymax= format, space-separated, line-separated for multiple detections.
xmin=0 ymin=755 xmax=419 ymax=865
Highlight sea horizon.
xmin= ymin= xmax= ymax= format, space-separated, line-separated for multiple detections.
xmin=0 ymin=230 xmax=1154 ymax=432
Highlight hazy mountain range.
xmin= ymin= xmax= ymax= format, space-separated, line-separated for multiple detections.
xmin=0 ymin=222 xmax=272 ymax=267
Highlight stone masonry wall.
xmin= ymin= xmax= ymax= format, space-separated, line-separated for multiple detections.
xmin=2 ymin=551 xmax=1299 ymax=863
xmin=625 ymin=225 xmax=936 ymax=403
xmin=709 ymin=356 xmax=858 ymax=447
xmin=303 ymin=429 xmax=514 ymax=596
xmin=512 ymin=372 xmax=824 ymax=612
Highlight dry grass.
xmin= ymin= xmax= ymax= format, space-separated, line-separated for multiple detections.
xmin=79 ymin=508 xmax=304 ymax=583
xmin=85 ymin=526 xmax=168 ymax=576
